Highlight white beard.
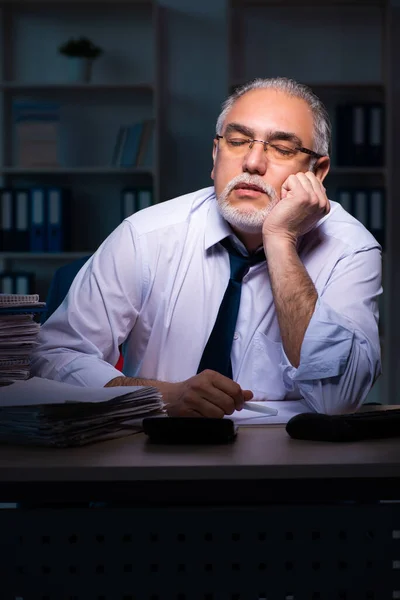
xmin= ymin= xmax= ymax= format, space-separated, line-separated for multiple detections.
xmin=216 ymin=173 xmax=279 ymax=234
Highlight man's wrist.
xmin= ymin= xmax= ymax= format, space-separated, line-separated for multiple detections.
xmin=104 ymin=376 xmax=129 ymax=387
xmin=263 ymin=232 xmax=297 ymax=253
xmin=104 ymin=375 xmax=180 ymax=405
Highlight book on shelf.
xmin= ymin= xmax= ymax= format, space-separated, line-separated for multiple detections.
xmin=13 ymin=101 xmax=61 ymax=168
xmin=111 ymin=119 xmax=154 ymax=168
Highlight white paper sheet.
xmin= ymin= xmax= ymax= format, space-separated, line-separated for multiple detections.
xmin=0 ymin=377 xmax=161 ymax=406
xmin=228 ymin=400 xmax=313 ymax=425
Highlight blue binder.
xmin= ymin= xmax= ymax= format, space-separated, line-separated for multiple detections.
xmin=14 ymin=272 xmax=34 ymax=295
xmin=369 ymin=188 xmax=385 ymax=249
xmin=121 ymin=188 xmax=137 ymax=221
xmin=0 ymin=188 xmax=14 ymax=252
xmin=0 ymin=272 xmax=15 ymax=294
xmin=367 ymin=104 xmax=385 ymax=167
xmin=336 ymin=189 xmax=352 ymax=214
xmin=29 ymin=188 xmax=46 ymax=252
xmin=137 ymin=188 xmax=153 ymax=211
xmin=47 ymin=188 xmax=65 ymax=252
xmin=14 ymin=189 xmax=30 ymax=252
xmin=353 ymin=189 xmax=369 ymax=229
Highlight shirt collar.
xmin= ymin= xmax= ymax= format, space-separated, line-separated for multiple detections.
xmin=204 ymin=191 xmax=233 ymax=251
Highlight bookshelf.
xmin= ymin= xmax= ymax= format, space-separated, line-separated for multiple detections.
xmin=0 ymin=0 xmax=163 ymax=300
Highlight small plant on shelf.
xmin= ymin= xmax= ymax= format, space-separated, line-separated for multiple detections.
xmin=58 ymin=37 xmax=103 ymax=83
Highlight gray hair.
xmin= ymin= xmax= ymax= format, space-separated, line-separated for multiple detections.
xmin=216 ymin=77 xmax=331 ymax=167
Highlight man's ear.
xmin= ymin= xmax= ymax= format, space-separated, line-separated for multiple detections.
xmin=314 ymin=156 xmax=330 ymax=182
xmin=211 ymin=139 xmax=218 ymax=180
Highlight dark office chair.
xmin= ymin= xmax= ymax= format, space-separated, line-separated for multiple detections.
xmin=43 ymin=255 xmax=124 ymax=371
xmin=42 ymin=255 xmax=91 ymax=324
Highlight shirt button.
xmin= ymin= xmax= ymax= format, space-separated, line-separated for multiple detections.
xmin=233 ymin=332 xmax=239 ymax=340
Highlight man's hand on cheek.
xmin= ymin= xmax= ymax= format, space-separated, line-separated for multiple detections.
xmin=262 ymin=171 xmax=330 ymax=245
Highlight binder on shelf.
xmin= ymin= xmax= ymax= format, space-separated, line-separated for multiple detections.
xmin=14 ymin=189 xmax=29 ymax=252
xmin=369 ymin=188 xmax=385 ymax=249
xmin=0 ymin=188 xmax=14 ymax=252
xmin=335 ymin=105 xmax=353 ymax=167
xmin=353 ymin=190 xmax=369 ymax=228
xmin=352 ymin=105 xmax=367 ymax=166
xmin=14 ymin=273 xmax=34 ymax=295
xmin=367 ymin=103 xmax=384 ymax=167
xmin=47 ymin=188 xmax=68 ymax=252
xmin=121 ymin=188 xmax=137 ymax=220
xmin=137 ymin=188 xmax=153 ymax=211
xmin=0 ymin=273 xmax=14 ymax=294
xmin=335 ymin=103 xmax=384 ymax=167
xmin=29 ymin=188 xmax=46 ymax=252
xmin=0 ymin=272 xmax=34 ymax=294
xmin=336 ymin=189 xmax=352 ymax=214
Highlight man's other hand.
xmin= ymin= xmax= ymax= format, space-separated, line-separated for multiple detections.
xmin=263 ymin=171 xmax=330 ymax=245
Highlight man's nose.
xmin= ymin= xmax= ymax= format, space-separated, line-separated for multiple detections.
xmin=242 ymin=141 xmax=268 ymax=175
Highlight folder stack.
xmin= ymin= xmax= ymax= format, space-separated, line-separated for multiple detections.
xmin=0 ymin=187 xmax=70 ymax=253
xmin=0 ymin=293 xmax=46 ymax=386
xmin=0 ymin=377 xmax=164 ymax=447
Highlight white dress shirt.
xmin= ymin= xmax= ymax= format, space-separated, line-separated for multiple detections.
xmin=31 ymin=186 xmax=382 ymax=414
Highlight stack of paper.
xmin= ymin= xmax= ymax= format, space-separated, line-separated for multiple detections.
xmin=0 ymin=294 xmax=45 ymax=386
xmin=0 ymin=377 xmax=164 ymax=447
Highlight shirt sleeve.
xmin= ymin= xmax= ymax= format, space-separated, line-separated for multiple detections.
xmin=30 ymin=220 xmax=144 ymax=388
xmin=280 ymin=246 xmax=382 ymax=414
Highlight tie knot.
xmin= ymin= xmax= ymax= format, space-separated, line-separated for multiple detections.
xmin=221 ymin=237 xmax=265 ymax=283
xmin=229 ymin=253 xmax=250 ymax=282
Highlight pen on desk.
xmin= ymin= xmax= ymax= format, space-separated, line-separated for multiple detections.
xmin=242 ymin=402 xmax=278 ymax=416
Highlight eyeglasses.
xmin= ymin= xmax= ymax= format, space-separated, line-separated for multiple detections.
xmin=215 ymin=134 xmax=323 ymax=162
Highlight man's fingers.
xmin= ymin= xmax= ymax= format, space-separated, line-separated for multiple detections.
xmin=204 ymin=370 xmax=247 ymax=410
xmin=295 ymin=172 xmax=320 ymax=204
xmin=243 ymin=389 xmax=253 ymax=401
xmin=185 ymin=394 xmax=226 ymax=418
xmin=304 ymin=172 xmax=330 ymax=214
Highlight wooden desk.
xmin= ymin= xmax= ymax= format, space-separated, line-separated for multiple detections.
xmin=1 ymin=426 xmax=400 ymax=599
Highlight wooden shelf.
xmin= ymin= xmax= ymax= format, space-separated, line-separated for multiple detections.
xmin=329 ymin=167 xmax=386 ymax=176
xmin=0 ymin=0 xmax=152 ymax=4
xmin=230 ymin=80 xmax=385 ymax=91
xmin=0 ymin=82 xmax=154 ymax=93
xmin=0 ymin=167 xmax=153 ymax=175
xmin=0 ymin=252 xmax=93 ymax=260
xmin=233 ymin=0 xmax=384 ymax=6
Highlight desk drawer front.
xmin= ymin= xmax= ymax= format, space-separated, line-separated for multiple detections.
xmin=1 ymin=504 xmax=399 ymax=600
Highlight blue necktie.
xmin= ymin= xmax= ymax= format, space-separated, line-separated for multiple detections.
xmin=197 ymin=237 xmax=265 ymax=378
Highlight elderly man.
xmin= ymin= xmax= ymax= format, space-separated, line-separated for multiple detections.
xmin=31 ymin=77 xmax=382 ymax=417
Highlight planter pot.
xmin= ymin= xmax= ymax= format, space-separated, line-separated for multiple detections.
xmin=66 ymin=57 xmax=94 ymax=83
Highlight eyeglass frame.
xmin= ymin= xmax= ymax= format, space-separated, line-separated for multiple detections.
xmin=215 ymin=134 xmax=324 ymax=160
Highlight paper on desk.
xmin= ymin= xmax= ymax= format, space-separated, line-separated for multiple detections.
xmin=228 ymin=399 xmax=312 ymax=425
xmin=0 ymin=376 xmax=160 ymax=406
xmin=0 ymin=377 xmax=164 ymax=447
